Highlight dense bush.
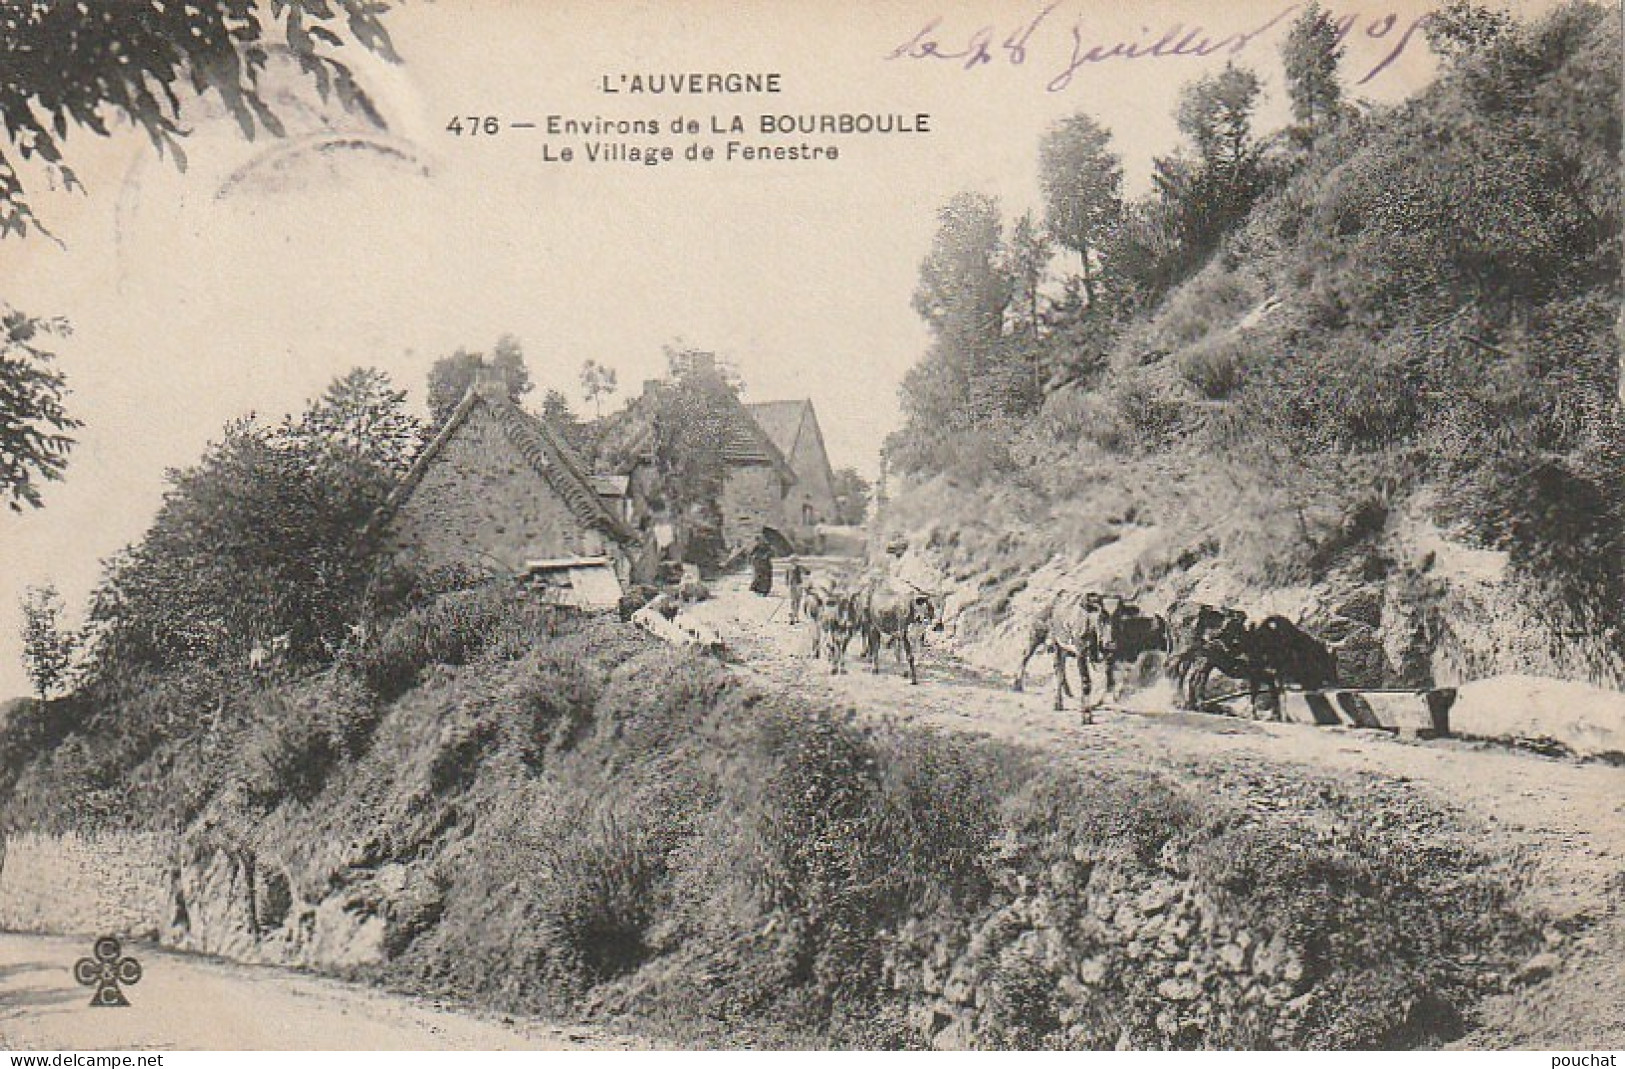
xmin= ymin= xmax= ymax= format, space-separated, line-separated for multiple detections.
xmin=1153 ymin=267 xmax=1256 ymax=350
xmin=529 ymin=802 xmax=668 ymax=980
xmin=1176 ymin=335 xmax=1249 ymax=400
xmin=350 ymin=583 xmax=573 ymax=699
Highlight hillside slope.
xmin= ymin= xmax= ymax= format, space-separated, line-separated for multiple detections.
xmin=880 ymin=2 xmax=1623 ymax=697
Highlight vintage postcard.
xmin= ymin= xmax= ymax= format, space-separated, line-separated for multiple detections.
xmin=0 ymin=0 xmax=1621 ymax=1055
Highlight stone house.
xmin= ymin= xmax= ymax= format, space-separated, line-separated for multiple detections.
xmin=745 ymin=399 xmax=839 ymax=528
xmin=715 ymin=396 xmax=800 ymax=550
xmin=371 ymin=365 xmax=636 ymax=581
xmin=605 ymin=378 xmax=801 ymax=556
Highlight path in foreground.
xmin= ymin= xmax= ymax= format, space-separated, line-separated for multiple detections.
xmin=690 ymin=567 xmax=1625 ymax=1049
xmin=0 ymin=934 xmax=640 ymax=1051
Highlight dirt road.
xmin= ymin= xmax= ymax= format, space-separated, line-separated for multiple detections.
xmin=0 ymin=933 xmax=639 ymax=1051
xmin=691 ymin=565 xmax=1625 ymax=1048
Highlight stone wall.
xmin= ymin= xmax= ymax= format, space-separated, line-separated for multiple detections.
xmin=0 ymin=830 xmax=176 ymax=939
xmin=385 ymin=402 xmax=608 ymax=574
xmin=720 ymin=463 xmax=788 ymax=550
xmin=0 ymin=831 xmax=405 ymax=971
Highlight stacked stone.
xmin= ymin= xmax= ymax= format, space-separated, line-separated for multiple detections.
xmin=884 ymin=847 xmax=1318 ymax=1050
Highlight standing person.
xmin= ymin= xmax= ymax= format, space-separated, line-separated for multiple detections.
xmin=786 ymin=556 xmax=807 ymax=623
xmin=749 ymin=534 xmax=775 ymax=596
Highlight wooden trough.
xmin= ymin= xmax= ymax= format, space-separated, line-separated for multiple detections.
xmin=1208 ymin=687 xmax=1457 ymax=737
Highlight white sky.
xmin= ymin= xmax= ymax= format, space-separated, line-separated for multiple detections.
xmin=0 ymin=0 xmax=1515 ymax=696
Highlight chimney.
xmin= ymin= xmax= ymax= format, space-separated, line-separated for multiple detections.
xmin=472 ymin=359 xmax=508 ymax=401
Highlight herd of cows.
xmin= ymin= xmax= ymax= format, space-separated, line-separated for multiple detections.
xmin=617 ymin=563 xmax=1344 ymax=724
xmin=799 ymin=575 xmax=1341 ymax=724
xmin=800 ymin=573 xmax=948 ymax=685
xmin=1012 ymin=593 xmax=1340 ymax=722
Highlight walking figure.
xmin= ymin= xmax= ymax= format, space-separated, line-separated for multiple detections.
xmin=749 ymin=534 xmax=775 ymax=596
xmin=786 ymin=557 xmax=807 ymax=623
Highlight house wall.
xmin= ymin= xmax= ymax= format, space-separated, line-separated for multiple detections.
xmin=785 ymin=416 xmax=839 ymax=526
xmin=721 ymin=463 xmax=788 ymax=550
xmin=384 ymin=402 xmax=609 ymax=575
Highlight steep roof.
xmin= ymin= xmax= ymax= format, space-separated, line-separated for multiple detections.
xmin=369 ymin=380 xmax=635 ymax=545
xmin=611 ymin=386 xmax=797 ymax=485
xmin=719 ymin=400 xmax=795 ymax=477
xmin=744 ymin=400 xmax=812 ymax=464
xmin=747 ymin=399 xmax=837 ymax=491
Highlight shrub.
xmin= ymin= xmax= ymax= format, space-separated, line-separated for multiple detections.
xmin=351 ymin=584 xmax=573 ymax=699
xmin=1153 ymin=265 xmax=1256 ymax=348
xmin=500 ymin=647 xmax=600 ymax=765
xmin=1107 ymin=378 xmax=1184 ymax=451
xmin=1176 ymin=335 xmax=1250 ymax=400
xmin=235 ymin=691 xmax=341 ymax=806
xmin=593 ymin=648 xmax=737 ymax=766
xmin=1042 ymin=387 xmax=1125 ymax=451
xmin=530 ymin=802 xmax=667 ymax=980
xmin=874 ymin=729 xmax=1020 ymax=912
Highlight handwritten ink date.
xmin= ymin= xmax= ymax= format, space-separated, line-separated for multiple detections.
xmin=887 ymin=2 xmax=1059 ymax=68
xmin=888 ymin=3 xmax=1431 ymax=90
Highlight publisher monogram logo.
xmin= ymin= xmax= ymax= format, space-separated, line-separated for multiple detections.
xmin=72 ymin=936 xmax=143 ymax=1007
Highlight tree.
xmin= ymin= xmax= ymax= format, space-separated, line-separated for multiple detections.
xmin=84 ymin=379 xmax=413 ymax=678
xmin=277 ymin=367 xmax=422 ymax=478
xmin=426 ymin=335 xmax=533 ymax=427
xmin=1425 ymin=0 xmax=1513 ymax=65
xmin=1 ymin=307 xmax=79 ymax=511
xmin=1037 ymin=113 xmax=1123 ymax=304
xmin=1281 ymin=2 xmax=1346 ymax=138
xmin=0 ymin=1 xmax=397 ymax=509
xmin=1005 ymin=211 xmax=1050 ymax=339
xmin=1127 ymin=63 xmax=1270 ymax=293
xmin=830 ymin=468 xmax=872 ymax=526
xmin=540 ymin=388 xmax=591 ymax=456
xmin=579 ymin=359 xmax=619 ymax=419
xmin=913 ymin=192 xmax=1012 ymax=349
xmin=20 ymin=584 xmax=76 ymax=705
xmin=1177 ymin=63 xmax=1265 ymax=182
xmin=906 ymin=192 xmax=1014 ymax=432
xmin=640 ymin=348 xmax=747 ymax=564
xmin=1005 ymin=212 xmax=1053 ymax=400
xmin=0 ymin=0 xmax=397 ymax=239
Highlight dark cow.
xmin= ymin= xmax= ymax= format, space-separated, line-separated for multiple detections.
xmin=1171 ymin=605 xmax=1252 ymax=709
xmin=1164 ymin=600 xmax=1223 ymax=660
xmin=1166 ymin=603 xmax=1250 ymax=708
xmin=1245 ymin=615 xmax=1338 ymax=713
xmin=858 ymin=582 xmax=938 ymax=685
xmin=1177 ymin=611 xmax=1337 ymax=717
xmin=1013 ymin=591 xmax=1115 ymax=722
xmin=1099 ymin=596 xmax=1171 ymax=667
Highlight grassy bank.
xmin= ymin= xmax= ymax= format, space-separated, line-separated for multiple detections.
xmin=0 ymin=586 xmax=1542 ymax=1048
